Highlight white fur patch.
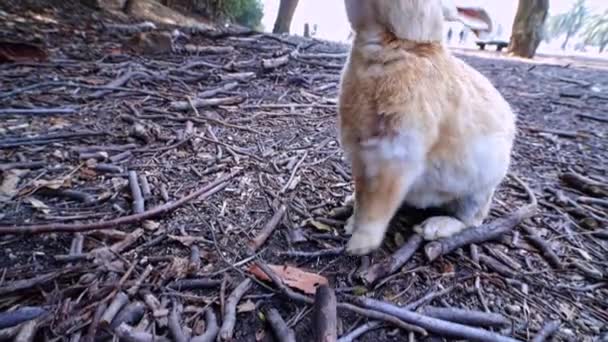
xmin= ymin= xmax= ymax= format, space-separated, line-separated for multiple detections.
xmin=359 ymin=134 xmax=423 ymax=179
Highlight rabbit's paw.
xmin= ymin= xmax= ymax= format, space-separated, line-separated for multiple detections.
xmin=346 ymin=227 xmax=383 ymax=255
xmin=344 ymin=215 xmax=355 ymax=235
xmin=413 ymin=216 xmax=466 ymax=241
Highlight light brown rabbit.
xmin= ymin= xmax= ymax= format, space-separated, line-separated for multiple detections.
xmin=338 ymin=0 xmax=516 ymax=255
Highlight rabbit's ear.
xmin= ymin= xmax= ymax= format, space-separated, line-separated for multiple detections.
xmin=443 ymin=2 xmax=493 ymax=34
xmin=344 ymin=0 xmax=376 ymax=30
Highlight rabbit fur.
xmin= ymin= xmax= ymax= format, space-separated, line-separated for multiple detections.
xmin=338 ymin=0 xmax=516 ymax=255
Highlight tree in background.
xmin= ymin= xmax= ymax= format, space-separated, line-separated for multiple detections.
xmin=582 ymin=11 xmax=608 ymax=52
xmin=508 ymin=0 xmax=549 ymax=58
xmin=545 ymin=0 xmax=589 ymax=49
xmin=273 ymin=0 xmax=299 ymax=34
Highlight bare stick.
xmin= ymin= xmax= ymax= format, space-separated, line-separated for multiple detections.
xmin=100 ymin=292 xmax=129 ymax=327
xmin=110 ymin=302 xmax=146 ymax=329
xmin=14 ymin=318 xmax=39 ymax=342
xmin=336 ymin=303 xmax=426 ymax=335
xmin=355 ymin=297 xmax=519 ymax=342
xmin=0 ymin=107 xmax=77 ymax=116
xmin=337 ymin=321 xmax=383 ymax=342
xmin=115 ymin=322 xmax=170 ymax=342
xmin=313 ymin=285 xmax=337 ymax=342
xmin=0 ymin=307 xmax=46 ymax=329
xmin=404 ymin=286 xmax=458 ymax=311
xmin=277 ymin=247 xmax=344 ymax=258
xmin=425 ymin=175 xmax=537 ymax=261
xmin=170 ymin=96 xmax=244 ymax=111
xmin=127 ymin=265 xmax=154 ymax=296
xmin=191 ymin=308 xmax=219 ymax=342
xmin=532 ymin=320 xmax=560 ymax=342
xmin=139 ymin=174 xmax=152 ymax=199
xmin=560 ymin=172 xmax=607 ymax=197
xmin=361 ymin=234 xmax=423 ymax=285
xmin=198 ymin=82 xmax=239 ymax=98
xmin=247 ymin=204 xmax=287 ymax=253
xmin=188 ymin=246 xmax=202 ymax=275
xmin=262 ymin=55 xmax=290 ymax=70
xmin=425 ymin=204 xmax=536 ymax=261
xmin=254 ymin=262 xmax=424 ymax=334
xmin=0 ymin=324 xmax=22 ymax=340
xmin=520 ymin=225 xmax=562 ymax=269
xmin=219 ymin=278 xmax=252 ymax=341
xmin=0 ymin=269 xmax=70 ymax=296
xmin=479 ymin=254 xmax=517 ymax=278
xmin=70 ymin=234 xmax=84 ymax=255
xmin=85 ymin=302 xmax=107 ymax=342
xmin=168 ymin=278 xmax=222 ymax=291
xmin=266 ymin=308 xmax=296 ymax=342
xmin=128 ymin=171 xmax=145 ymax=214
xmin=90 ymin=71 xmax=149 ymax=99
xmin=0 ymin=170 xmax=239 ymax=234
xmin=168 ymin=302 xmax=188 ymax=342
xmin=420 ymin=307 xmax=510 ymax=328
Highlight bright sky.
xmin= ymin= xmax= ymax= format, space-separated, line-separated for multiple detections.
xmin=260 ymin=0 xmax=608 ymax=43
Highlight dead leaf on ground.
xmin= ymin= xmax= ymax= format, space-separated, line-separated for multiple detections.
xmin=0 ymin=169 xmax=27 ymax=202
xmin=237 ymin=300 xmax=256 ymax=313
xmin=0 ymin=41 xmax=48 ymax=63
xmin=248 ymin=264 xmax=328 ymax=295
xmin=25 ymin=197 xmax=50 ymax=214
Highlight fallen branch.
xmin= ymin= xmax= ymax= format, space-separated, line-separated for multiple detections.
xmin=0 ymin=307 xmax=47 ymax=329
xmin=127 ymin=265 xmax=154 ymax=296
xmin=0 ymin=269 xmax=72 ymax=296
xmin=521 ymin=225 xmax=562 ymax=269
xmin=128 ymin=171 xmax=145 ymax=214
xmin=188 ymin=246 xmax=202 ymax=275
xmin=420 ymin=306 xmax=510 ymax=328
xmin=219 ymin=278 xmax=252 ymax=341
xmin=354 ymin=297 xmax=519 ymax=342
xmin=89 ymin=71 xmax=150 ymax=99
xmin=479 ymin=254 xmax=517 ymax=278
xmin=404 ymin=286 xmax=458 ymax=311
xmin=560 ymin=172 xmax=607 ymax=197
xmin=0 ymin=169 xmax=239 ymax=234
xmin=110 ymin=301 xmax=146 ymax=329
xmin=168 ymin=302 xmax=188 ymax=342
xmin=337 ymin=321 xmax=383 ymax=342
xmin=532 ymin=320 xmax=560 ymax=342
xmin=265 ymin=308 xmax=296 ymax=342
xmin=313 ymin=284 xmax=337 ymax=342
xmin=167 ymin=278 xmax=222 ymax=291
xmin=247 ymin=204 xmax=287 ymax=253
xmin=115 ymin=322 xmax=170 ymax=342
xmin=0 ymin=107 xmax=77 ymax=116
xmin=277 ymin=247 xmax=344 ymax=258
xmin=100 ymin=292 xmax=129 ymax=327
xmin=170 ymin=96 xmax=244 ymax=111
xmin=14 ymin=318 xmax=39 ymax=342
xmin=254 ymin=262 xmax=426 ymax=335
xmin=0 ymin=131 xmax=107 ymax=149
xmin=191 ymin=308 xmax=219 ymax=342
xmin=360 ymin=234 xmax=423 ymax=285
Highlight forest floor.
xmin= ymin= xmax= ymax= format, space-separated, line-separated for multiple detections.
xmin=0 ymin=1 xmax=607 ymax=341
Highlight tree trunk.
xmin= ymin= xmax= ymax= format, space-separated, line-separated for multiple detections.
xmin=508 ymin=0 xmax=549 ymax=58
xmin=561 ymin=34 xmax=570 ymax=50
xmin=272 ymin=0 xmax=299 ymax=34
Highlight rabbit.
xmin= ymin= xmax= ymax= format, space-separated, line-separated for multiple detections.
xmin=338 ymin=0 xmax=516 ymax=255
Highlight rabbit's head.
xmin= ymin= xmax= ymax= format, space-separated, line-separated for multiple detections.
xmin=345 ymin=0 xmax=492 ymax=42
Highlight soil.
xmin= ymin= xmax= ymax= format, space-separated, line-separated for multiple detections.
xmin=0 ymin=1 xmax=607 ymax=341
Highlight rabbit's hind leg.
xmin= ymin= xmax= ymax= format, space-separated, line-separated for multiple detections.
xmin=413 ymin=188 xmax=494 ymax=241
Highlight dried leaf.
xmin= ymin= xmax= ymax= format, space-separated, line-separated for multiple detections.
xmin=0 ymin=41 xmax=48 ymax=63
xmin=26 ymin=197 xmax=50 ymax=214
xmin=248 ymin=264 xmax=328 ymax=295
xmin=307 ymin=219 xmax=332 ymax=232
xmin=0 ymin=169 xmax=26 ymax=202
xmin=31 ymin=178 xmax=67 ymax=190
xmin=143 ymin=220 xmax=161 ymax=231
xmin=237 ymin=300 xmax=256 ymax=313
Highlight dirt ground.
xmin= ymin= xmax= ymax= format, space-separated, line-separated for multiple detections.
xmin=1 ymin=1 xmax=607 ymax=341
